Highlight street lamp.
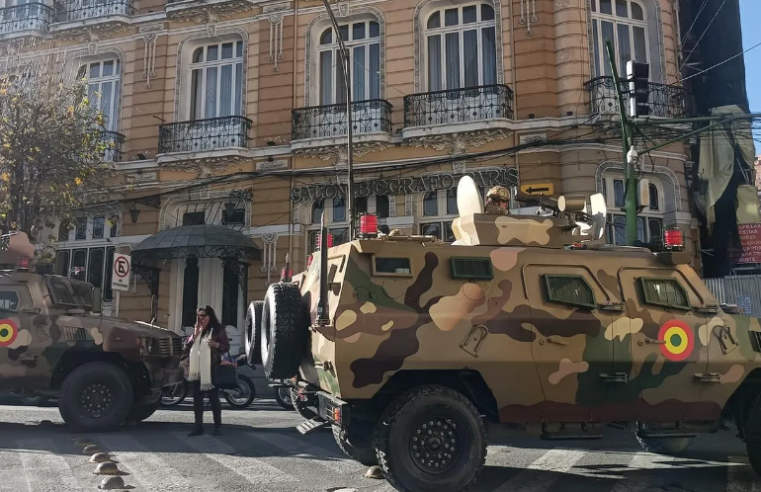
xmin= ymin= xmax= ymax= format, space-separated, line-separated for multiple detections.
xmin=319 ymin=0 xmax=356 ymax=240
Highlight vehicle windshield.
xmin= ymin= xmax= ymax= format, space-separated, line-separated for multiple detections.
xmin=46 ymin=276 xmax=86 ymax=308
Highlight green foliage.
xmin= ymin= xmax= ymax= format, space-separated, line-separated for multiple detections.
xmin=0 ymin=73 xmax=115 ymax=241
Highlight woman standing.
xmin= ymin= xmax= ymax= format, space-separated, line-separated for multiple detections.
xmin=184 ymin=305 xmax=230 ymax=436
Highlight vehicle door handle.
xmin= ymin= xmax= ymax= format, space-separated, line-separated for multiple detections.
xmin=540 ymin=337 xmax=568 ymax=346
xmin=599 ymin=372 xmax=628 ymax=383
xmin=638 ymin=338 xmax=666 ymax=346
xmin=694 ymin=373 xmax=721 ymax=383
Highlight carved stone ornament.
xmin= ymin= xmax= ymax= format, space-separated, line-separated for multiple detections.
xmin=264 ymin=2 xmax=289 ymax=72
xmin=406 ymin=130 xmax=510 ymax=155
xmin=52 ymin=22 xmax=131 ymax=43
xmin=519 ymin=0 xmax=538 ymax=36
xmin=259 ymin=232 xmax=279 ymax=285
xmin=256 ymin=159 xmax=289 ymax=171
xmin=165 ymin=0 xmax=254 ymax=24
xmin=160 ymin=155 xmax=249 ymax=178
xmin=293 ymin=141 xmax=393 ymax=166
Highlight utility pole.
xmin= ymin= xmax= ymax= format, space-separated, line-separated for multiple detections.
xmin=320 ymin=0 xmax=356 ymax=240
xmin=605 ymin=41 xmax=638 ymax=246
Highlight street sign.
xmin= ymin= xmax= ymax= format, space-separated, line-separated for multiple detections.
xmin=111 ymin=253 xmax=131 ymax=292
xmin=520 ymin=183 xmax=554 ymax=196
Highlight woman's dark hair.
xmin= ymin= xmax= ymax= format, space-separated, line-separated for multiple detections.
xmin=197 ymin=305 xmax=221 ymax=332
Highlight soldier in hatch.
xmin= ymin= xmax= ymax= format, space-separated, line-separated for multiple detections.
xmin=484 ymin=185 xmax=510 ymax=215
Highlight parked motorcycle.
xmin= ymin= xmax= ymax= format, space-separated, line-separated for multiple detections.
xmin=160 ymin=331 xmax=256 ymax=409
xmin=274 ymin=386 xmax=294 ymax=410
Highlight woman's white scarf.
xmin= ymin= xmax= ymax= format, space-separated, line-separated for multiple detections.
xmin=188 ymin=329 xmax=214 ymax=391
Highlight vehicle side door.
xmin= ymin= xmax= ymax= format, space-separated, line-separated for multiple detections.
xmin=618 ymin=267 xmax=710 ymax=422
xmin=0 ymin=284 xmax=38 ymax=388
xmin=524 ymin=265 xmax=614 ymax=419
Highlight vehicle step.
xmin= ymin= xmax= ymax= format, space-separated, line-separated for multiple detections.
xmin=636 ymin=431 xmax=698 ymax=439
xmin=540 ymin=433 xmax=603 ymax=440
xmin=297 ymin=417 xmax=330 ymax=435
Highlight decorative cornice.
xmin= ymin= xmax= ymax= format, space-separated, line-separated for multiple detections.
xmin=159 ymin=155 xmax=249 ymax=178
xmin=406 ymin=129 xmax=510 ymax=155
xmin=50 ymin=20 xmax=132 ymax=43
xmin=293 ymin=141 xmax=393 ymax=166
xmin=164 ymin=0 xmax=257 ymax=24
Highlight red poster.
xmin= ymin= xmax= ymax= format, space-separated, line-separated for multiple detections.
xmin=738 ymin=223 xmax=761 ymax=264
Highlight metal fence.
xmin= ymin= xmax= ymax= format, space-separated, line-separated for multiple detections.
xmin=704 ymin=275 xmax=761 ymax=317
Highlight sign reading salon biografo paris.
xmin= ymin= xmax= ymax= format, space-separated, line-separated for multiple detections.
xmin=290 ymin=167 xmax=519 ymax=203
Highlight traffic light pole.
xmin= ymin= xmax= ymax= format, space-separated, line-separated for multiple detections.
xmin=605 ymin=41 xmax=638 ymax=246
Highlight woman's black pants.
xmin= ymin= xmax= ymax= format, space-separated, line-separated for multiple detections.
xmin=191 ymin=380 xmax=221 ymax=428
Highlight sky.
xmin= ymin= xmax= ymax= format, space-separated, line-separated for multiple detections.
xmin=740 ymin=0 xmax=761 ymax=154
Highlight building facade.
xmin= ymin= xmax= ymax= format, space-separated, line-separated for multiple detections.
xmin=1 ymin=0 xmax=695 ymax=338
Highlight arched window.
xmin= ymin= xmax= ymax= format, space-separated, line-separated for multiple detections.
xmin=602 ymin=174 xmax=664 ymax=245
xmin=190 ymin=40 xmax=244 ymax=120
xmin=318 ymin=20 xmax=380 ymax=105
xmin=312 ymin=200 xmax=324 ymax=224
xmin=424 ymin=3 xmax=497 ymax=92
xmin=648 ymin=182 xmax=659 ymax=210
xmin=590 ymin=0 xmax=647 ymax=78
xmin=77 ymin=59 xmax=120 ymax=132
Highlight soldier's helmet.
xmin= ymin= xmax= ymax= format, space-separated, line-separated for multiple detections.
xmin=486 ymin=186 xmax=510 ymax=202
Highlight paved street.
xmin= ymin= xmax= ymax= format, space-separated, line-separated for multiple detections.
xmin=0 ymin=398 xmax=760 ymax=492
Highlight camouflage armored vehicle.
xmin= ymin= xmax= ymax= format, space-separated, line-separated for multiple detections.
xmin=246 ymin=176 xmax=761 ymax=492
xmin=0 ymin=231 xmax=184 ymax=432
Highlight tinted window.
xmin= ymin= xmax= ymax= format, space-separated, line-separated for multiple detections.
xmin=544 ymin=275 xmax=596 ymax=309
xmin=0 ymin=291 xmax=19 ymax=311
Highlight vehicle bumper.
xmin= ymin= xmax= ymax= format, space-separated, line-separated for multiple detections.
xmin=316 ymin=391 xmax=351 ymax=428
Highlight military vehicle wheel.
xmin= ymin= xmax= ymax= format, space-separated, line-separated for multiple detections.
xmin=259 ymin=282 xmax=309 ymax=380
xmin=373 ymin=385 xmax=487 ymax=492
xmin=333 ymin=422 xmax=378 ymax=466
xmin=59 ymin=362 xmax=133 ymax=432
xmin=245 ymin=301 xmax=264 ymax=365
xmin=744 ymin=392 xmax=761 ymax=475
xmin=635 ymin=435 xmax=692 ymax=455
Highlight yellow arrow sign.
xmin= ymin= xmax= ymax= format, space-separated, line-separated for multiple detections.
xmin=520 ymin=183 xmax=554 ymax=196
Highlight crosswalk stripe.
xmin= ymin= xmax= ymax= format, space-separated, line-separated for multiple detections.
xmin=16 ymin=438 xmax=84 ymax=492
xmin=96 ymin=434 xmax=206 ymax=491
xmin=490 ymin=448 xmax=587 ymax=492
xmin=244 ymin=431 xmax=366 ymax=475
xmin=171 ymin=431 xmax=298 ymax=485
xmin=0 ymin=449 xmax=28 ymax=492
xmin=607 ymin=452 xmax=678 ymax=492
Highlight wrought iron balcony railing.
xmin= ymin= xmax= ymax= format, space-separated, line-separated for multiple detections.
xmin=158 ymin=116 xmax=252 ymax=154
xmin=99 ymin=131 xmax=124 ymax=162
xmin=403 ymin=84 xmax=514 ymax=128
xmin=585 ymin=76 xmax=688 ymax=119
xmin=292 ymin=100 xmax=393 ymax=140
xmin=53 ymin=0 xmax=134 ymax=23
xmin=0 ymin=3 xmax=51 ymax=35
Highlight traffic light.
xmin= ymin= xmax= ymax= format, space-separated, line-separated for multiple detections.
xmin=626 ymin=60 xmax=650 ymax=118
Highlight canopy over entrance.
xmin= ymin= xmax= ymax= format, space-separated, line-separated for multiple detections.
xmin=131 ymin=224 xmax=261 ymax=263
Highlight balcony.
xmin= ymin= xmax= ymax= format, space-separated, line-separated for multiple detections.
xmin=291 ymin=99 xmax=393 ymax=151
xmin=157 ymin=116 xmax=252 ymax=155
xmin=165 ymin=0 xmax=257 ymax=23
xmin=0 ymin=3 xmax=51 ymax=39
xmin=51 ymin=0 xmax=133 ymax=38
xmin=402 ymin=84 xmax=514 ymax=143
xmin=585 ymin=76 xmax=688 ymax=119
xmin=99 ymin=131 xmax=125 ymax=163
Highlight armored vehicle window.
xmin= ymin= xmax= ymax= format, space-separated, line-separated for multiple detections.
xmin=373 ymin=257 xmax=412 ymax=276
xmin=639 ymin=277 xmax=690 ymax=310
xmin=46 ymin=276 xmax=79 ymax=307
xmin=450 ymin=257 xmax=493 ymax=280
xmin=543 ymin=274 xmax=596 ymax=309
xmin=0 ymin=291 xmax=19 ymax=312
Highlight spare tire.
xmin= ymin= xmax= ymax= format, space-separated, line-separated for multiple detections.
xmin=260 ymin=282 xmax=309 ymax=379
xmin=245 ymin=300 xmax=264 ymax=365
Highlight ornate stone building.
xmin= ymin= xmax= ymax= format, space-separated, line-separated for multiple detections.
xmin=2 ymin=0 xmax=694 ymax=337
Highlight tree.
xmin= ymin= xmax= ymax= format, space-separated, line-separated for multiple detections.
xmin=0 ymin=62 xmax=114 ymax=242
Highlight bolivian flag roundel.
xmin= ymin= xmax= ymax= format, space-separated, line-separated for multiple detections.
xmin=0 ymin=318 xmax=17 ymax=347
xmin=658 ymin=319 xmax=694 ymax=362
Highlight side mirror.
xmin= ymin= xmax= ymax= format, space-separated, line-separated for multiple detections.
xmin=92 ymin=287 xmax=102 ymax=314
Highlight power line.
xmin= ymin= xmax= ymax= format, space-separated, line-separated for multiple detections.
xmin=679 ymin=0 xmax=727 ymax=72
xmin=680 ymin=39 xmax=761 ymax=84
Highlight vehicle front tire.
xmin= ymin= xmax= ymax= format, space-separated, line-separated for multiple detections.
xmin=245 ymin=301 xmax=264 ymax=365
xmin=373 ymin=385 xmax=487 ymax=492
xmin=259 ymin=282 xmax=309 ymax=380
xmin=333 ymin=421 xmax=378 ymax=467
xmin=744 ymin=392 xmax=761 ymax=475
xmin=635 ymin=435 xmax=692 ymax=455
xmin=58 ymin=362 xmax=134 ymax=432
